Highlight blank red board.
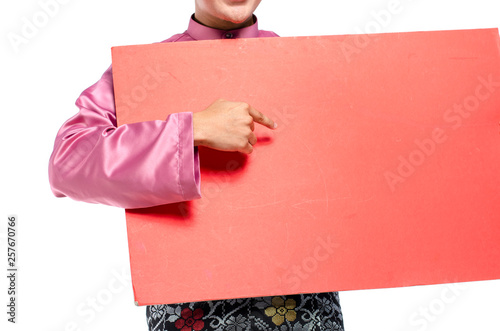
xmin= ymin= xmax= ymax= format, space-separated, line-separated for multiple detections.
xmin=111 ymin=28 xmax=500 ymax=305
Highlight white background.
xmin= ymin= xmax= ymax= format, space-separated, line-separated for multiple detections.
xmin=1 ymin=0 xmax=500 ymax=330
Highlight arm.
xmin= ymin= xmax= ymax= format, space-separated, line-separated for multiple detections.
xmin=48 ymin=66 xmax=201 ymax=209
xmin=49 ymin=67 xmax=276 ymax=209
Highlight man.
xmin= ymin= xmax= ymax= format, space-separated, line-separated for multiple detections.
xmin=48 ymin=0 xmax=345 ymax=329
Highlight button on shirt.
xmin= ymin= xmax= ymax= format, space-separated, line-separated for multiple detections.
xmin=171 ymin=14 xmax=277 ymax=41
xmin=48 ymin=15 xmax=279 ymax=209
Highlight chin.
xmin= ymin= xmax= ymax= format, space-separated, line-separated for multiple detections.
xmin=196 ymin=0 xmax=260 ymax=28
xmin=219 ymin=0 xmax=260 ymax=23
xmin=220 ymin=9 xmax=253 ymax=24
xmin=224 ymin=15 xmax=252 ymax=24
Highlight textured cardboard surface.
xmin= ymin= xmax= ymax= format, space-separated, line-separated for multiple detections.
xmin=112 ymin=29 xmax=500 ymax=305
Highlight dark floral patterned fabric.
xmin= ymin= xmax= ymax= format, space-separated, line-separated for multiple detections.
xmin=146 ymin=292 xmax=344 ymax=331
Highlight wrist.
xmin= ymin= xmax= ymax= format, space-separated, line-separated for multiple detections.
xmin=192 ymin=112 xmax=206 ymax=147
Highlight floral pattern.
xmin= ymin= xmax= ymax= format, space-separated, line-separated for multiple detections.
xmin=149 ymin=305 xmax=166 ymax=320
xmin=225 ymin=315 xmax=250 ymax=331
xmin=174 ymin=308 xmax=205 ymax=331
xmin=146 ymin=292 xmax=344 ymax=331
xmin=265 ymin=297 xmax=297 ymax=325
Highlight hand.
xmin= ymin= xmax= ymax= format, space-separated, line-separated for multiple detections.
xmin=193 ymin=99 xmax=277 ymax=154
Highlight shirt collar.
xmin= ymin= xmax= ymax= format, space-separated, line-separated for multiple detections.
xmin=186 ymin=14 xmax=260 ymax=41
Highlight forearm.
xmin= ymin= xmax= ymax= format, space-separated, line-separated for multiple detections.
xmin=48 ymin=67 xmax=201 ymax=209
xmin=49 ymin=115 xmax=200 ymax=209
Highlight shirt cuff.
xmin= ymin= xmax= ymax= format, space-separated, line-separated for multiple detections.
xmin=177 ymin=112 xmax=201 ymax=201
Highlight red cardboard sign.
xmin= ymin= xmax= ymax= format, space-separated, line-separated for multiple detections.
xmin=112 ymin=29 xmax=500 ymax=305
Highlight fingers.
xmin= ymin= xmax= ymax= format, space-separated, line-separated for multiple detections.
xmin=241 ymin=142 xmax=254 ymax=154
xmin=202 ymin=99 xmax=275 ymax=154
xmin=247 ymin=105 xmax=277 ymax=130
xmin=248 ymin=132 xmax=257 ymax=146
xmin=238 ymin=132 xmax=257 ymax=154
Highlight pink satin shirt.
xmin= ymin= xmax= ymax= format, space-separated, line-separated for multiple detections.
xmin=48 ymin=15 xmax=278 ymax=209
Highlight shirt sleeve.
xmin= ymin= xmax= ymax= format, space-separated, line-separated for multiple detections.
xmin=48 ymin=65 xmax=201 ymax=209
